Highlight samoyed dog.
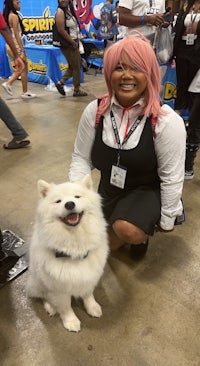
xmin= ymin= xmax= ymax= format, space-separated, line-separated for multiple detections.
xmin=26 ymin=175 xmax=109 ymax=332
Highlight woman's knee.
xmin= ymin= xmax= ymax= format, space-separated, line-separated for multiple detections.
xmin=112 ymin=219 xmax=148 ymax=244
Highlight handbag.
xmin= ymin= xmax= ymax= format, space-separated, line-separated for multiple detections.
xmin=52 ymin=9 xmax=71 ymax=49
xmin=52 ymin=21 xmax=71 ymax=48
xmin=153 ymin=27 xmax=175 ymax=64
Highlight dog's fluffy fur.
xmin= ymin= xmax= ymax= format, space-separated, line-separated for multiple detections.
xmin=26 ymin=175 xmax=109 ymax=332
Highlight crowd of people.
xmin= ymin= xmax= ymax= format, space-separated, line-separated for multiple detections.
xmin=0 ymin=1 xmax=200 ymax=257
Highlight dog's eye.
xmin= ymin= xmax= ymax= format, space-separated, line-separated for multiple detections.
xmin=75 ymin=195 xmax=81 ymax=199
xmin=55 ymin=199 xmax=61 ymax=203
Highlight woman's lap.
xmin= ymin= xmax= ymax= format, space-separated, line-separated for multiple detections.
xmin=102 ymin=187 xmax=161 ymax=235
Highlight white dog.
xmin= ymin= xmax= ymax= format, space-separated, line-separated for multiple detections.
xmin=26 ymin=175 xmax=109 ymax=332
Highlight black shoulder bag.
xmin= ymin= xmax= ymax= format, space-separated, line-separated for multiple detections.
xmin=52 ymin=8 xmax=71 ymax=49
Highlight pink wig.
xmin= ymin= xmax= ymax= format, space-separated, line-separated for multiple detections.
xmin=97 ymin=32 xmax=162 ymax=120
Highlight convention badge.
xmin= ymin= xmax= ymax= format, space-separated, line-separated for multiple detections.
xmin=110 ymin=164 xmax=127 ymax=189
xmin=186 ymin=34 xmax=195 ymax=45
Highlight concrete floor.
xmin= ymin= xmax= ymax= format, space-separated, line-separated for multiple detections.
xmin=0 ymin=73 xmax=200 ymax=366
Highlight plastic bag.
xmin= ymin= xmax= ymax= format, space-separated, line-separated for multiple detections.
xmin=154 ymin=27 xmax=175 ymax=64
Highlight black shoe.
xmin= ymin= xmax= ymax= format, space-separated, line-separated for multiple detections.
xmin=55 ymin=82 xmax=65 ymax=96
xmin=130 ymin=240 xmax=149 ymax=260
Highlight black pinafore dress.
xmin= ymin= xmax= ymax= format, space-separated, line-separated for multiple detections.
xmin=91 ymin=114 xmax=161 ymax=235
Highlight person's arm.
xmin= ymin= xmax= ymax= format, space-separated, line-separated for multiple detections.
xmin=119 ymin=6 xmax=164 ymax=28
xmin=55 ymin=8 xmax=77 ymax=48
xmin=68 ymin=100 xmax=98 ymax=182
xmin=0 ymin=25 xmax=24 ymax=72
xmin=154 ymin=105 xmax=186 ymax=231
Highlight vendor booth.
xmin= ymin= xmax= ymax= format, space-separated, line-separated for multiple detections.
xmin=0 ymin=0 xmax=182 ymax=111
xmin=0 ymin=0 xmax=105 ymax=82
xmin=24 ymin=44 xmax=84 ymax=85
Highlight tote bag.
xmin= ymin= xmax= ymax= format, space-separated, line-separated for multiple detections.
xmin=153 ymin=27 xmax=175 ymax=64
xmin=52 ymin=9 xmax=71 ymax=49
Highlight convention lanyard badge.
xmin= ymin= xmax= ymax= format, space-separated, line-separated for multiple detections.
xmin=186 ymin=34 xmax=195 ymax=45
xmin=110 ymin=110 xmax=143 ymax=189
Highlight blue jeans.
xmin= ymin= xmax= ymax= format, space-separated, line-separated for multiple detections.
xmin=0 ymin=97 xmax=28 ymax=141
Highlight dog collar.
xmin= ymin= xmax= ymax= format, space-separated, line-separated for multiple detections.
xmin=55 ymin=250 xmax=89 ymax=260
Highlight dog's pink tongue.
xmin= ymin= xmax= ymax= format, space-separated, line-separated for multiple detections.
xmin=66 ymin=213 xmax=79 ymax=225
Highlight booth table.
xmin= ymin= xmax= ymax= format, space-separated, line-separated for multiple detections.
xmin=24 ymin=43 xmax=84 ymax=85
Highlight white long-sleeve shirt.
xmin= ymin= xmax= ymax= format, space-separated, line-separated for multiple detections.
xmin=69 ymin=97 xmax=186 ymax=230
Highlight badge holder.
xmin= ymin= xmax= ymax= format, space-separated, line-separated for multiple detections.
xmin=0 ymin=229 xmax=28 ymax=288
xmin=110 ymin=152 xmax=127 ymax=189
xmin=110 ymin=164 xmax=127 ymax=189
xmin=186 ymin=34 xmax=195 ymax=45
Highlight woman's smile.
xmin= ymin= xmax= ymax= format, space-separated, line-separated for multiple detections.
xmin=120 ymin=83 xmax=137 ymax=91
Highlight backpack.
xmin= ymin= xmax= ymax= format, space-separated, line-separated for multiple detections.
xmin=98 ymin=4 xmax=118 ymax=39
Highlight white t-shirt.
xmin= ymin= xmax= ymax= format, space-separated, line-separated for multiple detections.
xmin=119 ymin=0 xmax=165 ymax=40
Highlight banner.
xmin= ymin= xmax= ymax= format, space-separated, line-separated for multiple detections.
xmin=0 ymin=0 xmax=107 ymax=43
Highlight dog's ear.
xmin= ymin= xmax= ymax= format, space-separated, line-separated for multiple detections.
xmin=81 ymin=174 xmax=93 ymax=190
xmin=37 ymin=180 xmax=51 ymax=198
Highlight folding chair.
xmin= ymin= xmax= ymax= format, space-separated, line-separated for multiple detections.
xmin=83 ymin=40 xmax=104 ymax=76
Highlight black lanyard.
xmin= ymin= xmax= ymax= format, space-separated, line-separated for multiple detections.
xmin=191 ymin=11 xmax=198 ymax=23
xmin=110 ymin=110 xmax=143 ymax=165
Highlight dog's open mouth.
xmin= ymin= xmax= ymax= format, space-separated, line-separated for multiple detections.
xmin=60 ymin=212 xmax=83 ymax=226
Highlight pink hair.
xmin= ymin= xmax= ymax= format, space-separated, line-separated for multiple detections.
xmin=97 ymin=32 xmax=162 ymax=122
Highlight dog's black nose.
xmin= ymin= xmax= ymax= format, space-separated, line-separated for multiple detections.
xmin=65 ymin=201 xmax=75 ymax=210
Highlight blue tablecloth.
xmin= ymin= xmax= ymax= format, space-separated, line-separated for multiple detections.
xmin=24 ymin=44 xmax=84 ymax=85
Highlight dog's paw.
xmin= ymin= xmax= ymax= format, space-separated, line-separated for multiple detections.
xmin=86 ymin=301 xmax=102 ymax=318
xmin=44 ymin=301 xmax=56 ymax=316
xmin=62 ymin=317 xmax=81 ymax=332
xmin=84 ymin=296 xmax=102 ymax=318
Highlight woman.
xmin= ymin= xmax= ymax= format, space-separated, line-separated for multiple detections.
xmin=3 ymin=0 xmax=36 ymax=99
xmin=0 ymin=11 xmax=30 ymax=149
xmin=173 ymin=0 xmax=200 ymax=179
xmin=69 ymin=33 xmax=186 ymax=260
xmin=54 ymin=0 xmax=87 ymax=97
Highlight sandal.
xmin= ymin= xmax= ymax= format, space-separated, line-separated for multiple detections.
xmin=73 ymin=89 xmax=88 ymax=97
xmin=55 ymin=82 xmax=66 ymax=96
xmin=3 ymin=139 xmax=30 ymax=150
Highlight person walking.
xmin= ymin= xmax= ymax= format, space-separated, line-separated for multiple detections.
xmin=3 ymin=0 xmax=36 ymax=99
xmin=69 ymin=32 xmax=186 ymax=260
xmin=0 ymin=11 xmax=30 ymax=149
xmin=54 ymin=0 xmax=87 ymax=97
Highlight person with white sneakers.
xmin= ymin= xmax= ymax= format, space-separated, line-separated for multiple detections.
xmin=0 ymin=11 xmax=31 ymax=149
xmin=2 ymin=0 xmax=36 ymax=99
